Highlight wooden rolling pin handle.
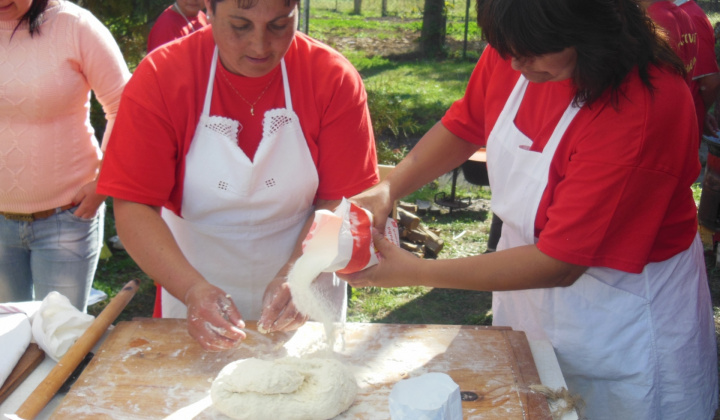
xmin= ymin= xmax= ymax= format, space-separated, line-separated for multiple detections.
xmin=13 ymin=279 xmax=140 ymax=420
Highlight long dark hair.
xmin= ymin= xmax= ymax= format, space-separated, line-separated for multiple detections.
xmin=208 ymin=0 xmax=299 ymax=14
xmin=477 ymin=0 xmax=685 ymax=106
xmin=14 ymin=0 xmax=50 ymax=37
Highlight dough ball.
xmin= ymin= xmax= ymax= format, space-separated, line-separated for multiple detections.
xmin=211 ymin=357 xmax=357 ymax=420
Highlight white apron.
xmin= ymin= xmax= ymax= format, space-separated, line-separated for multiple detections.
xmin=161 ymin=48 xmax=347 ymax=321
xmin=487 ymin=76 xmax=718 ymax=419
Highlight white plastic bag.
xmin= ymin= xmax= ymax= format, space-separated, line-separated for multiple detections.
xmin=31 ymin=292 xmax=94 ymax=361
xmin=303 ymin=198 xmax=399 ymax=275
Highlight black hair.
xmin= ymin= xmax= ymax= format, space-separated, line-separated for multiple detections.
xmin=208 ymin=0 xmax=299 ymax=14
xmin=14 ymin=0 xmax=50 ymax=37
xmin=477 ymin=0 xmax=685 ymax=107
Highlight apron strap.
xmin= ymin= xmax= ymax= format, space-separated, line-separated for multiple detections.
xmin=202 ymin=47 xmax=219 ymax=118
xmin=281 ymin=59 xmax=292 ymax=113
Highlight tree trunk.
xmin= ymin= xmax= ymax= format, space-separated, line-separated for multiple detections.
xmin=420 ymin=0 xmax=447 ymax=58
xmin=353 ymin=0 xmax=362 ymax=14
xmin=381 ymin=0 xmax=388 ymax=17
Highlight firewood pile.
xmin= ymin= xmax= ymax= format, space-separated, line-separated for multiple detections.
xmin=396 ymin=201 xmax=444 ymax=258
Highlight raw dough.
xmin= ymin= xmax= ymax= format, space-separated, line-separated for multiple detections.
xmin=211 ymin=357 xmax=357 ymax=420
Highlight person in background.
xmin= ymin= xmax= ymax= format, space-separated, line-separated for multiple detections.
xmin=643 ymin=0 xmax=697 ymax=85
xmin=98 ymin=0 xmax=377 ymax=351
xmin=341 ymin=0 xmax=717 ymax=418
xmin=0 ymin=0 xmax=130 ymax=311
xmin=676 ymin=0 xmax=720 ymax=137
xmin=147 ymin=0 xmax=207 ymax=53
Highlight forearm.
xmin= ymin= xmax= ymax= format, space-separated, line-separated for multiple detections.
xmin=113 ymin=198 xmax=206 ymax=303
xmin=415 ymin=244 xmax=587 ymax=291
xmin=385 ymin=122 xmax=480 ymax=201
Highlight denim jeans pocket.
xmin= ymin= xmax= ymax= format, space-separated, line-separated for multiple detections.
xmin=54 ymin=204 xmax=104 ymax=259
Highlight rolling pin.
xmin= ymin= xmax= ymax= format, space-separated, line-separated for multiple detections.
xmin=12 ymin=279 xmax=140 ymax=420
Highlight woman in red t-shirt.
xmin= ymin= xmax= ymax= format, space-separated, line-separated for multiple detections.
xmin=342 ymin=0 xmax=717 ymax=418
xmin=99 ymin=0 xmax=377 ymax=351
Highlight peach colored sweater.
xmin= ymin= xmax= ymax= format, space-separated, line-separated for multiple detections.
xmin=0 ymin=1 xmax=130 ymax=213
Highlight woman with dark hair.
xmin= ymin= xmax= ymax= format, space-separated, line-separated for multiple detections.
xmin=98 ymin=0 xmax=377 ymax=350
xmin=0 ymin=0 xmax=130 ymax=311
xmin=341 ymin=0 xmax=717 ymax=417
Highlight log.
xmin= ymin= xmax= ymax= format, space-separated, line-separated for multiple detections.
xmin=415 ymin=200 xmax=432 ymax=215
xmin=397 ymin=207 xmax=421 ymax=231
xmin=406 ymin=228 xmax=428 ymax=244
xmin=398 ymin=201 xmax=418 ymax=214
xmin=417 ymin=225 xmax=444 ymax=255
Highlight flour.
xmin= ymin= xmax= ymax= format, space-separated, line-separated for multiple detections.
xmin=211 ymin=357 xmax=357 ymax=420
xmin=286 ymin=199 xmax=397 ymax=347
xmin=287 ymin=251 xmax=340 ymax=347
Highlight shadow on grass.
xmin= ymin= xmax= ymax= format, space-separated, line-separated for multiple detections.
xmin=374 ymin=288 xmax=493 ymax=326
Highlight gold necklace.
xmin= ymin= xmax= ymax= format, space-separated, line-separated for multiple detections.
xmin=219 ymin=68 xmax=278 ymax=116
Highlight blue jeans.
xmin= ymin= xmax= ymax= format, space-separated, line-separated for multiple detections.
xmin=0 ymin=203 xmax=104 ymax=312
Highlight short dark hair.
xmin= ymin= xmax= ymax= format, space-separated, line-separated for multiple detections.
xmin=14 ymin=0 xmax=49 ymax=37
xmin=208 ymin=0 xmax=299 ymax=14
xmin=477 ymin=0 xmax=685 ymax=107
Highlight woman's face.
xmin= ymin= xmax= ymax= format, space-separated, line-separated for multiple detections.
xmin=207 ymin=0 xmax=297 ymax=78
xmin=176 ymin=0 xmax=204 ymax=17
xmin=0 ymin=0 xmax=33 ymax=21
xmin=510 ymin=47 xmax=577 ymax=83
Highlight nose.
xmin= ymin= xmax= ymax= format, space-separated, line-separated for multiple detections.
xmin=247 ymin=28 xmax=270 ymax=57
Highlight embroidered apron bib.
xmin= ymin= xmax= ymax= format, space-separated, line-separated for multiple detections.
xmin=161 ymin=48 xmax=347 ymax=321
xmin=486 ymin=76 xmax=717 ymax=419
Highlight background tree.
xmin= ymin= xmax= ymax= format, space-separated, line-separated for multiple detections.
xmin=420 ymin=0 xmax=447 ymax=58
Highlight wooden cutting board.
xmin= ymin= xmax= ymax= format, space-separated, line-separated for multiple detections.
xmin=51 ymin=319 xmax=551 ymax=419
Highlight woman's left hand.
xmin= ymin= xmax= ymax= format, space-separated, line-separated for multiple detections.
xmin=338 ymin=230 xmax=424 ymax=289
xmin=72 ymin=179 xmax=107 ymax=219
xmin=258 ymin=277 xmax=309 ymax=333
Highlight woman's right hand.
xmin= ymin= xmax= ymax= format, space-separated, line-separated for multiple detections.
xmin=350 ymin=181 xmax=394 ymax=230
xmin=184 ymin=282 xmax=247 ymax=351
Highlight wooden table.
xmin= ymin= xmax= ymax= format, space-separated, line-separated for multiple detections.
xmin=4 ymin=320 xmax=564 ymax=419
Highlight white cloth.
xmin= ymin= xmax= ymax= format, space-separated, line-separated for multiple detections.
xmin=0 ymin=313 xmax=32 ymax=387
xmin=161 ymin=48 xmax=346 ymax=321
xmin=0 ymin=291 xmax=94 ymax=381
xmin=487 ymin=76 xmax=718 ymax=419
xmin=30 ymin=292 xmax=94 ymax=362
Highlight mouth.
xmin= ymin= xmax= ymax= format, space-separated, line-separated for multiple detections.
xmin=246 ymin=56 xmax=270 ymax=64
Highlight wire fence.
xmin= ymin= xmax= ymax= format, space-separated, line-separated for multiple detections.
xmin=306 ymin=0 xmax=477 ymax=19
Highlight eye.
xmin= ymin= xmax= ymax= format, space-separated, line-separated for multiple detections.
xmin=269 ymin=23 xmax=288 ymax=31
xmin=231 ymin=24 xmax=250 ymax=32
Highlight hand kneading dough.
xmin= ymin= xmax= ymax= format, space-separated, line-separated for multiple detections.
xmin=211 ymin=357 xmax=357 ymax=420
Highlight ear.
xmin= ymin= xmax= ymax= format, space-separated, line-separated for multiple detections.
xmin=204 ymin=0 xmax=213 ymax=21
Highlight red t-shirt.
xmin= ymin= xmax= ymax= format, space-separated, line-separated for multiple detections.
xmin=648 ymin=1 xmax=698 ymax=82
xmin=677 ymin=0 xmax=719 ymax=132
xmin=147 ymin=5 xmax=208 ymax=53
xmin=99 ymin=27 xmax=378 ymax=216
xmin=442 ymin=46 xmax=700 ymax=273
